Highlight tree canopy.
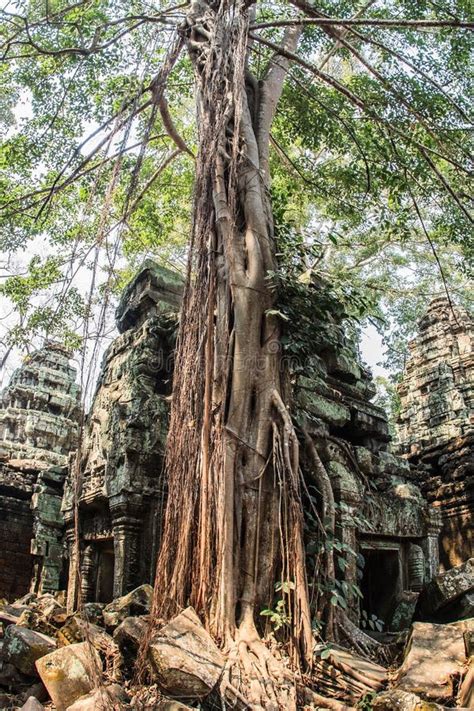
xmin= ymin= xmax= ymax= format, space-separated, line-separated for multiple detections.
xmin=0 ymin=0 xmax=472 ymax=390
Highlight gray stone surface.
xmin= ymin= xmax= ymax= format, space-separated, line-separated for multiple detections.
xmin=372 ymin=689 xmax=445 ymax=710
xmin=416 ymin=558 xmax=474 ymax=620
xmin=394 ymin=620 xmax=472 ymax=701
xmin=66 ymin=683 xmax=129 ymax=711
xmin=0 ymin=343 xmax=81 ymax=599
xmin=103 ymin=584 xmax=153 ymax=629
xmin=396 ymin=297 xmax=473 ymax=569
xmin=62 ymin=262 xmax=183 ymax=609
xmin=35 ymin=642 xmax=101 ymax=711
xmin=389 ymin=592 xmax=419 ymax=633
xmin=397 ymin=297 xmax=473 ymax=457
xmin=2 ymin=625 xmax=56 ymax=676
xmin=20 ymin=696 xmax=45 ymax=711
xmin=0 ymin=343 xmax=80 ymax=466
xmin=294 ymin=302 xmax=438 ymax=626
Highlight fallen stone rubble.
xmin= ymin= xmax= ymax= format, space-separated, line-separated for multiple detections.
xmin=0 ymin=583 xmax=473 ymax=710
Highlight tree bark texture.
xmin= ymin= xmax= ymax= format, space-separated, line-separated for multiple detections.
xmin=153 ymin=0 xmax=312 ymax=670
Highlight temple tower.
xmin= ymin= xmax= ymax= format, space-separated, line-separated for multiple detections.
xmin=396 ymin=297 xmax=473 ymax=568
xmin=63 ymin=261 xmax=183 ymax=609
xmin=0 ymin=343 xmax=80 ymax=598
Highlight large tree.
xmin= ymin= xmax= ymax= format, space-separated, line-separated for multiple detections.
xmin=0 ymin=0 xmax=472 ymax=706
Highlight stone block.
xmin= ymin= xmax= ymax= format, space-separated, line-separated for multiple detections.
xmin=354 ymin=446 xmax=374 ymax=474
xmin=416 ymin=558 xmax=474 ymax=620
xmin=79 ymin=602 xmax=105 ymax=626
xmin=297 ymin=390 xmax=351 ymax=428
xmin=57 ymin=616 xmax=122 ymax=681
xmin=35 ymin=641 xmax=101 ymax=711
xmin=327 ymin=461 xmax=361 ymax=500
xmin=148 ymin=607 xmax=225 ymax=701
xmin=0 ymin=608 xmax=22 ymax=627
xmin=116 ymin=260 xmax=184 ymax=333
xmin=350 ymin=402 xmax=390 ymax=439
xmin=325 ymin=349 xmax=361 ymax=383
xmin=103 ymin=584 xmax=153 ymax=628
xmin=21 ymin=681 xmax=48 ymax=703
xmin=20 ymin=697 xmax=45 ymax=711
xmin=66 ymin=683 xmax=129 ymax=710
xmin=389 ymin=592 xmax=419 ymax=632
xmin=3 ymin=625 xmax=56 ymax=676
xmin=372 ymin=689 xmax=444 ymax=710
xmin=0 ymin=661 xmax=27 ymax=689
xmin=113 ymin=615 xmax=148 ymax=655
xmin=432 ymin=592 xmax=474 ymax=624
xmin=394 ymin=620 xmax=472 ymax=701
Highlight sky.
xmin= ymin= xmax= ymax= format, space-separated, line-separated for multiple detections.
xmin=360 ymin=323 xmax=387 ymax=379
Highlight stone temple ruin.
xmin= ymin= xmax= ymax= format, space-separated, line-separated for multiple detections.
xmin=0 ymin=267 xmax=472 ymax=640
xmin=0 ymin=344 xmax=80 ymax=600
xmin=62 ymin=261 xmax=183 ymax=609
xmin=397 ymin=296 xmax=473 ymax=571
xmin=294 ymin=308 xmax=441 ymax=631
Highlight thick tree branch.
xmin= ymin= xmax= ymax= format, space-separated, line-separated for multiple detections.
xmin=158 ymin=96 xmax=195 ymax=158
xmin=252 ymin=17 xmax=474 ymax=30
xmin=257 ymin=24 xmax=302 ymax=184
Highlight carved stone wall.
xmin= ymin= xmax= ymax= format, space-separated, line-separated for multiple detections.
xmin=396 ymin=297 xmax=473 ymax=569
xmin=295 ymin=309 xmax=439 ymax=629
xmin=62 ymin=268 xmax=435 ymax=628
xmin=0 ymin=344 xmax=80 ymax=599
xmin=63 ymin=261 xmax=183 ymax=609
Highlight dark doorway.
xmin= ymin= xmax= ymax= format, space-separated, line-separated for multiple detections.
xmin=360 ymin=547 xmax=401 ymax=625
xmin=95 ymin=542 xmax=115 ymax=603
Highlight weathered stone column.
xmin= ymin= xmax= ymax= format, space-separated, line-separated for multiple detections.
xmin=423 ymin=509 xmax=442 ymax=580
xmin=65 ymin=526 xmax=79 ymax=613
xmin=326 ymin=460 xmax=363 ymax=623
xmin=339 ymin=505 xmax=360 ymax=622
xmin=111 ymin=501 xmax=142 ymax=598
xmin=80 ymin=544 xmax=97 ymax=602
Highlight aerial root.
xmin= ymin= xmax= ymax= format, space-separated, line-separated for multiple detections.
xmin=302 ymin=686 xmax=355 ymax=710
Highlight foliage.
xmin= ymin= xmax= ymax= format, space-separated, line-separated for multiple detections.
xmin=373 ymin=375 xmax=401 ymax=435
xmin=0 ymin=0 xmax=472 ymax=382
xmin=260 ymin=581 xmax=296 ymax=631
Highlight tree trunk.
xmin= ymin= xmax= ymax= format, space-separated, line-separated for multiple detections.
xmin=153 ymin=0 xmax=312 ymax=691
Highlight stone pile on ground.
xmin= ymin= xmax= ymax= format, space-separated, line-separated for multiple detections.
xmin=0 ymin=580 xmax=473 ymax=710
